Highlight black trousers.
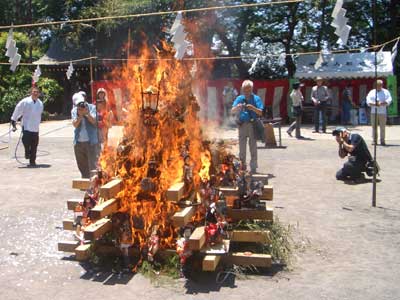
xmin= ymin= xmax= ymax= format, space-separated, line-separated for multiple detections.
xmin=336 ymin=158 xmax=366 ymax=180
xmin=314 ymin=102 xmax=327 ymax=132
xmin=22 ymin=130 xmax=39 ymax=164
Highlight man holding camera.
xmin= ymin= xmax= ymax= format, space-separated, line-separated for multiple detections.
xmin=332 ymin=127 xmax=374 ymax=182
xmin=71 ymin=92 xmax=99 ymax=178
xmin=231 ymin=80 xmax=264 ymax=174
xmin=10 ymin=86 xmax=44 ymax=167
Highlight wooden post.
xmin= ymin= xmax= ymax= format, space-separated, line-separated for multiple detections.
xmin=75 ymin=244 xmax=91 ymax=261
xmin=83 ymin=218 xmax=112 ymax=240
xmin=62 ymin=219 xmax=75 ymax=231
xmin=227 ymin=206 xmax=273 ymax=222
xmin=72 ymin=178 xmax=90 ymax=190
xmin=188 ymin=226 xmax=206 ymax=250
xmin=226 ymin=252 xmax=272 ymax=268
xmin=67 ymin=199 xmax=82 ymax=210
xmin=262 ymin=185 xmax=273 ymax=200
xmin=99 ymin=178 xmax=123 ymax=199
xmin=251 ymin=174 xmax=269 ymax=185
xmin=230 ymin=230 xmax=270 ymax=243
xmin=264 ymin=123 xmax=277 ymax=147
xmin=91 ymin=198 xmax=119 ymax=219
xmin=202 ymin=255 xmax=221 ymax=271
xmin=172 ymin=206 xmax=195 ymax=227
xmin=166 ymin=182 xmax=185 ymax=201
xmin=58 ymin=241 xmax=79 ymax=252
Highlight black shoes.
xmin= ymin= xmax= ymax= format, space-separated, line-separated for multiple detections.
xmin=287 ymin=130 xmax=292 ymax=137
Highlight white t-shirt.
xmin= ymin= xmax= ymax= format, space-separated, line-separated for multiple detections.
xmin=11 ymin=96 xmax=43 ymax=132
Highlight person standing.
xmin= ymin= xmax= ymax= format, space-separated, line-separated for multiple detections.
xmin=231 ymin=80 xmax=264 ymax=174
xmin=96 ymin=88 xmax=114 ymax=145
xmin=71 ymin=93 xmax=99 ymax=178
xmin=366 ymin=80 xmax=392 ymax=146
xmin=222 ymin=81 xmax=238 ymax=123
xmin=311 ymin=77 xmax=329 ymax=133
xmin=341 ymin=83 xmax=355 ymax=125
xmin=287 ymin=81 xmax=304 ymax=138
xmin=10 ymin=86 xmax=44 ymax=167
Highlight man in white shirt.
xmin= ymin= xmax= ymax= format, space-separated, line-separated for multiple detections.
xmin=11 ymin=86 xmax=44 ymax=166
xmin=366 ymin=80 xmax=392 ymax=146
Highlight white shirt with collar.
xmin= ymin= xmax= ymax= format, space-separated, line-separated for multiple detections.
xmin=11 ymin=96 xmax=44 ymax=132
xmin=366 ymin=88 xmax=392 ymax=115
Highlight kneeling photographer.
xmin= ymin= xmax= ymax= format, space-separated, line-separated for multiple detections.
xmin=332 ymin=127 xmax=376 ymax=182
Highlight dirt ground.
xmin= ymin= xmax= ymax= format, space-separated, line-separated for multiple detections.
xmin=0 ymin=120 xmax=399 ymax=300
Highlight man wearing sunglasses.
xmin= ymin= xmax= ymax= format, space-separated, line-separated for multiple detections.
xmin=71 ymin=92 xmax=99 ymax=178
xmin=10 ymin=86 xmax=44 ymax=167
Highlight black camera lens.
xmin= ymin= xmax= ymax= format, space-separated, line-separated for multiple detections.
xmin=78 ymin=102 xmax=86 ymax=108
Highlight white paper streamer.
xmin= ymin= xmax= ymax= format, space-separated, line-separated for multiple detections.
xmin=391 ymin=39 xmax=399 ymax=63
xmin=33 ymin=65 xmax=41 ymax=83
xmin=66 ymin=62 xmax=74 ymax=80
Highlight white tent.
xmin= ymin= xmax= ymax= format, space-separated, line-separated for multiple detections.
xmin=294 ymin=51 xmax=393 ymax=79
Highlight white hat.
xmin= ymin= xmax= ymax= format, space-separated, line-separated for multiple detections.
xmin=72 ymin=92 xmax=85 ymax=106
xmin=79 ymin=91 xmax=87 ymax=98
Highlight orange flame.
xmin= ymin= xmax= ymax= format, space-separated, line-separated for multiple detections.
xmin=99 ymin=41 xmax=212 ymax=253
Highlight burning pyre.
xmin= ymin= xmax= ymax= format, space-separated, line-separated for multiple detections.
xmin=70 ymin=44 xmax=269 ymax=275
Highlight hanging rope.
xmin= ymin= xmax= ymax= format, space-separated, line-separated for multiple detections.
xmin=0 ymin=0 xmax=304 ymax=30
xmin=0 ymin=35 xmax=398 ymax=67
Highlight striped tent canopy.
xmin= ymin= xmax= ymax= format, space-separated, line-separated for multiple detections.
xmin=295 ymin=51 xmax=393 ymax=79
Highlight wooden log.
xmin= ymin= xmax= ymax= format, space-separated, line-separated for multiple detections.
xmin=188 ymin=226 xmax=206 ymax=251
xmin=251 ymin=174 xmax=269 ymax=185
xmin=72 ymin=178 xmax=90 ymax=190
xmin=172 ymin=206 xmax=195 ymax=227
xmin=75 ymin=244 xmax=91 ymax=261
xmin=83 ymin=218 xmax=112 ymax=240
xmin=226 ymin=252 xmax=272 ymax=268
xmin=91 ymin=198 xmax=119 ymax=219
xmin=230 ymin=230 xmax=270 ymax=243
xmin=227 ymin=206 xmax=273 ymax=222
xmin=166 ymin=182 xmax=185 ymax=201
xmin=63 ymin=219 xmax=75 ymax=231
xmin=202 ymin=255 xmax=221 ymax=272
xmin=58 ymin=241 xmax=79 ymax=252
xmin=262 ymin=185 xmax=273 ymax=200
xmin=67 ymin=199 xmax=82 ymax=211
xmin=218 ymin=186 xmax=238 ymax=196
xmin=99 ymin=178 xmax=123 ymax=199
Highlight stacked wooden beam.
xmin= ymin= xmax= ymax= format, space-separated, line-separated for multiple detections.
xmin=58 ymin=178 xmax=122 ymax=261
xmin=61 ymin=177 xmax=276 ymax=272
xmin=198 ymin=180 xmax=274 ymax=271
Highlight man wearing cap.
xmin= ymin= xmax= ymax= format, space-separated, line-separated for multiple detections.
xmin=287 ymin=81 xmax=304 ymax=138
xmin=332 ymin=127 xmax=373 ymax=182
xmin=10 ymin=86 xmax=44 ymax=167
xmin=231 ymin=80 xmax=264 ymax=174
xmin=311 ymin=77 xmax=329 ymax=133
xmin=366 ymin=80 xmax=392 ymax=146
xmin=71 ymin=93 xmax=99 ymax=178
